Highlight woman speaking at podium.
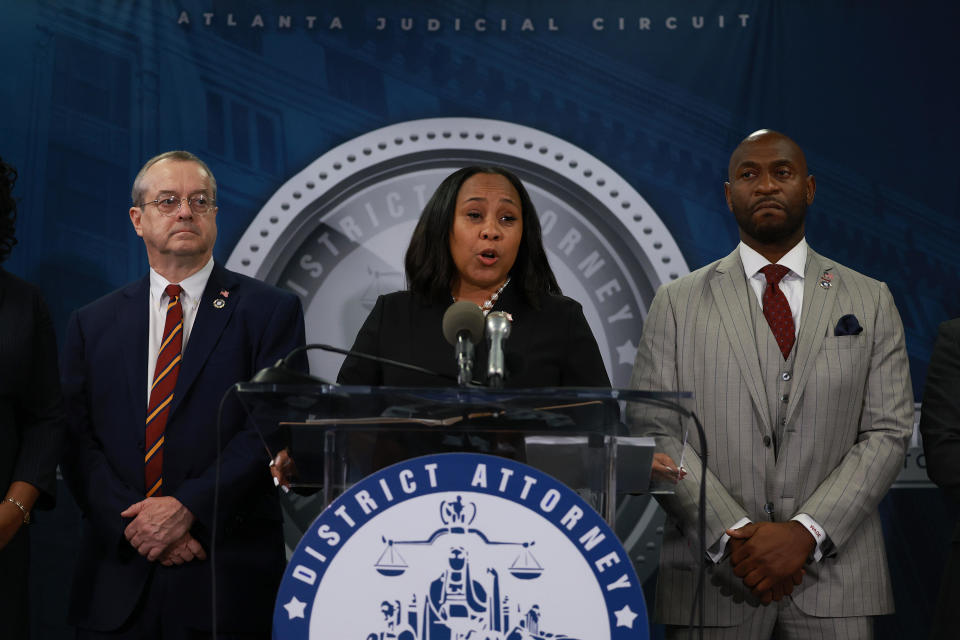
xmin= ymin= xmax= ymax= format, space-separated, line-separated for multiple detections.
xmin=273 ymin=166 xmax=682 ymax=485
xmin=337 ymin=165 xmax=609 ymax=388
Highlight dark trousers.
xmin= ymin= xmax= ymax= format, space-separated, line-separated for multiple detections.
xmin=930 ymin=522 xmax=960 ymax=640
xmin=0 ymin=527 xmax=29 ymax=640
xmin=74 ymin=566 xmax=269 ymax=640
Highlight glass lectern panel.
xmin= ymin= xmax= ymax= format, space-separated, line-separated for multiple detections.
xmin=235 ymin=383 xmax=693 ymax=526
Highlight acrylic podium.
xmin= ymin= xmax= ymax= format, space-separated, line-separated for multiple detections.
xmin=234 ymin=383 xmax=692 ymax=524
xmin=235 ymin=383 xmax=692 ymax=640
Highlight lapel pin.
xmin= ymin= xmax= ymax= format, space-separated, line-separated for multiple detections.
xmin=212 ymin=288 xmax=230 ymax=308
xmin=818 ymin=272 xmax=833 ymax=289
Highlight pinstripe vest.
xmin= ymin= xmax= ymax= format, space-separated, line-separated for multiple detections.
xmin=750 ymin=288 xmax=796 ymax=523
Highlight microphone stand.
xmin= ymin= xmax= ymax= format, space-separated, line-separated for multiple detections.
xmin=454 ymin=334 xmax=475 ymax=387
xmin=250 ymin=343 xmax=461 ymax=385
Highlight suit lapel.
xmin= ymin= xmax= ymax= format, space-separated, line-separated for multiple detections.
xmin=784 ymin=250 xmax=837 ymax=425
xmin=120 ymin=277 xmax=150 ymax=423
xmin=169 ymin=264 xmax=238 ymax=418
xmin=709 ymin=249 xmax=773 ymax=434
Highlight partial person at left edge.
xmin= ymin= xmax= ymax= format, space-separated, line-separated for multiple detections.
xmin=60 ymin=151 xmax=306 ymax=639
xmin=0 ymin=156 xmax=66 ymax=640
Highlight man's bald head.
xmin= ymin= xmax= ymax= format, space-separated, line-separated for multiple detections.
xmin=727 ymin=130 xmax=809 ymax=182
xmin=724 ymin=129 xmax=816 ymax=262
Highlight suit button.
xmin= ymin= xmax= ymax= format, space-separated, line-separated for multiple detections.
xmin=781 ymin=372 xmax=791 ymax=381
xmin=780 ymin=394 xmax=788 ymax=403
xmin=763 ymin=436 xmax=771 ymax=447
xmin=764 ymin=502 xmax=774 ymax=514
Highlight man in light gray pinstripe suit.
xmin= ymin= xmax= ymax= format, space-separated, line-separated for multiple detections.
xmin=630 ymin=130 xmax=913 ymax=639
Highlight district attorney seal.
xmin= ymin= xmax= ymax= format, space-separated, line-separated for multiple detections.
xmin=225 ymin=117 xmax=687 ymax=388
xmin=274 ymin=452 xmax=649 ymax=639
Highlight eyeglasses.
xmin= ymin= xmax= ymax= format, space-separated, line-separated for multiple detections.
xmin=137 ymin=194 xmax=216 ymax=216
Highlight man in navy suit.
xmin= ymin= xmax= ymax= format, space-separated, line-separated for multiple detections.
xmin=62 ymin=151 xmax=306 ymax=639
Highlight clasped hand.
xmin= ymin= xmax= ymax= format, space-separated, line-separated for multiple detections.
xmin=121 ymin=496 xmax=206 ymax=566
xmin=727 ymin=521 xmax=815 ymax=604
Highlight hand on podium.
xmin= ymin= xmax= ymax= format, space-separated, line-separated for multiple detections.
xmin=270 ymin=448 xmax=297 ymax=492
xmin=651 ymin=452 xmax=686 ymax=483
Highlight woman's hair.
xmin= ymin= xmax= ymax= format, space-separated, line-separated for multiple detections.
xmin=0 ymin=157 xmax=18 ymax=264
xmin=404 ymin=166 xmax=560 ymax=307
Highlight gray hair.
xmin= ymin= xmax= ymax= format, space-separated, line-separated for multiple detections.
xmin=131 ymin=150 xmax=217 ymax=205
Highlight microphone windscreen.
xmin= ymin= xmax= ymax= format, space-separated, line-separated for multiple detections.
xmin=442 ymin=301 xmax=485 ymax=345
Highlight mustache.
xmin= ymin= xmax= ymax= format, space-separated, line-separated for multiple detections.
xmin=752 ymin=198 xmax=785 ymax=211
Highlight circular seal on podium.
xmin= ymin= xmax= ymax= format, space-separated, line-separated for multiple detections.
xmin=273 ymin=452 xmax=648 ymax=639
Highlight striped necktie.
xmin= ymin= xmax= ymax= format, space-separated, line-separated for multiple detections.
xmin=145 ymin=284 xmax=183 ymax=498
xmin=760 ymin=264 xmax=795 ymax=360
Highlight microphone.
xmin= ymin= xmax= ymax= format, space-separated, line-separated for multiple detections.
xmin=485 ymin=311 xmax=512 ymax=388
xmin=442 ymin=301 xmax=485 ymax=387
xmin=250 ymin=350 xmax=325 ymax=384
xmin=249 ymin=363 xmax=323 ymax=385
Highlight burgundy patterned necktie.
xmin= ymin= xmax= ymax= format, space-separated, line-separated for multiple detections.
xmin=145 ymin=284 xmax=183 ymax=497
xmin=760 ymin=264 xmax=795 ymax=360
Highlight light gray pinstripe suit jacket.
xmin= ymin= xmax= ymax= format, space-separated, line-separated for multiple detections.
xmin=629 ymin=246 xmax=913 ymax=626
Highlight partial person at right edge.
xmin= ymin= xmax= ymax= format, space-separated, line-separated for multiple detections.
xmin=919 ymin=318 xmax=960 ymax=640
xmin=0 ymin=155 xmax=65 ymax=640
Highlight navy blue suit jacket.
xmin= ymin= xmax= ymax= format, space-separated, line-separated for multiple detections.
xmin=61 ymin=263 xmax=305 ymax=633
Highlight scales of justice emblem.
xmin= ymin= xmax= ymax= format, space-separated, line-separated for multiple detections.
xmin=275 ymin=454 xmax=647 ymax=640
xmin=369 ymin=495 xmax=567 ymax=640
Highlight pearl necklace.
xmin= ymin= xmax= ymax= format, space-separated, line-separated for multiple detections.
xmin=454 ymin=277 xmax=510 ymax=316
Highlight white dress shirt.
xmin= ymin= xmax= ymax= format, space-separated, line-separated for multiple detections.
xmin=146 ymin=258 xmax=214 ymax=402
xmin=739 ymin=239 xmax=806 ymax=335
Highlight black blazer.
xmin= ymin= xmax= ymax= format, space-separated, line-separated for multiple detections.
xmin=0 ymin=268 xmax=63 ymax=508
xmin=920 ymin=318 xmax=960 ymax=640
xmin=338 ymin=285 xmax=610 ymax=388
xmin=0 ymin=269 xmax=63 ymax=638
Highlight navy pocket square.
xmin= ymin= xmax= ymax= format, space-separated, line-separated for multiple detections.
xmin=834 ymin=314 xmax=863 ymax=336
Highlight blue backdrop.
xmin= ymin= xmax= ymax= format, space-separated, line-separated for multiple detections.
xmin=2 ymin=1 xmax=957 ymax=637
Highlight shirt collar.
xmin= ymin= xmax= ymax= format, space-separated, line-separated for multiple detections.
xmin=739 ymin=238 xmax=807 ymax=280
xmin=149 ymin=258 xmax=214 ymax=306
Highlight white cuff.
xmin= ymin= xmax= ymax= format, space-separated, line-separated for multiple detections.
xmin=791 ymin=513 xmax=830 ymax=562
xmin=707 ymin=516 xmax=751 ymax=563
